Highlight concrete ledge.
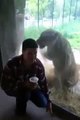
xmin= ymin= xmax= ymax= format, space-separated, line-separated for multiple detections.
xmin=52 ymin=102 xmax=80 ymax=120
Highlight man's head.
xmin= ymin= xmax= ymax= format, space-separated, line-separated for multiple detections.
xmin=22 ymin=38 xmax=38 ymax=65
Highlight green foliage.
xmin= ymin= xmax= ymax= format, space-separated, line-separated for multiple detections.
xmin=26 ymin=0 xmax=37 ymax=16
xmin=54 ymin=21 xmax=80 ymax=48
xmin=68 ymin=38 xmax=80 ymax=49
xmin=24 ymin=21 xmax=80 ymax=49
xmin=26 ymin=0 xmax=48 ymax=18
xmin=24 ymin=26 xmax=46 ymax=40
xmin=25 ymin=0 xmax=80 ymax=19
xmin=55 ymin=21 xmax=80 ymax=33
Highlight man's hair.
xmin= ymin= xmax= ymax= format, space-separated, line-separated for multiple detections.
xmin=22 ymin=38 xmax=38 ymax=51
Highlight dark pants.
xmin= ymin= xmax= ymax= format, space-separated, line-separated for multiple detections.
xmin=16 ymin=88 xmax=48 ymax=113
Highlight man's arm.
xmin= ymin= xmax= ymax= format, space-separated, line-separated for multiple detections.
xmin=1 ymin=61 xmax=17 ymax=96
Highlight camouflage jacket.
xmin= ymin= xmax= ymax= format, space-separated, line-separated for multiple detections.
xmin=1 ymin=55 xmax=49 ymax=99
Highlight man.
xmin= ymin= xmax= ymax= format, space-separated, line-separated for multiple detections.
xmin=1 ymin=38 xmax=51 ymax=115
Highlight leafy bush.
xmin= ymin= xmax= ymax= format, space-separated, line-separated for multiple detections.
xmin=24 ymin=21 xmax=80 ymax=49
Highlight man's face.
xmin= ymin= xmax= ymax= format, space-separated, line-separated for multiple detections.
xmin=23 ymin=48 xmax=37 ymax=65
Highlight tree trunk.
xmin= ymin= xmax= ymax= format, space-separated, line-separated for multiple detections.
xmin=37 ymin=0 xmax=40 ymax=27
xmin=62 ymin=0 xmax=65 ymax=24
xmin=69 ymin=0 xmax=72 ymax=21
xmin=74 ymin=0 xmax=78 ymax=20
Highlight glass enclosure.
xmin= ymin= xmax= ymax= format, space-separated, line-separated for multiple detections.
xmin=21 ymin=0 xmax=80 ymax=117
xmin=15 ymin=0 xmax=80 ymax=117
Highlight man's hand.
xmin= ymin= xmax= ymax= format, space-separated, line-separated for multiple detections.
xmin=46 ymin=101 xmax=53 ymax=114
xmin=16 ymin=80 xmax=38 ymax=91
xmin=24 ymin=80 xmax=38 ymax=90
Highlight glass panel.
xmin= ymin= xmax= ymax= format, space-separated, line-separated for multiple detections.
xmin=23 ymin=0 xmax=80 ymax=117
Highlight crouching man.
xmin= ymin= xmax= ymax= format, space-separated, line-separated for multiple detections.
xmin=1 ymin=38 xmax=51 ymax=115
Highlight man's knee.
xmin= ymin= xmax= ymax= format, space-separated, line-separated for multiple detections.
xmin=31 ymin=89 xmax=48 ymax=108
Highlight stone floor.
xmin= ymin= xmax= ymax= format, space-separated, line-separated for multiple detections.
xmin=0 ymin=88 xmax=62 ymax=120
